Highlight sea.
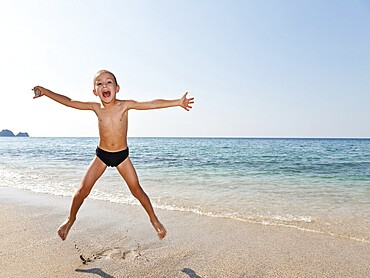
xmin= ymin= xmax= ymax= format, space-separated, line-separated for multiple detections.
xmin=1 ymin=137 xmax=369 ymax=243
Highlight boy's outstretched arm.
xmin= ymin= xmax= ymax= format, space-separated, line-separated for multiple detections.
xmin=33 ymin=86 xmax=97 ymax=111
xmin=127 ymin=92 xmax=194 ymax=111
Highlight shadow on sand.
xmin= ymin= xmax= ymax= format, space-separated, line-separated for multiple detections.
xmin=75 ymin=268 xmax=115 ymax=278
xmin=75 ymin=266 xmax=201 ymax=278
xmin=181 ymin=268 xmax=202 ymax=278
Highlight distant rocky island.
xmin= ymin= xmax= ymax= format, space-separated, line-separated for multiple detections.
xmin=0 ymin=129 xmax=29 ymax=137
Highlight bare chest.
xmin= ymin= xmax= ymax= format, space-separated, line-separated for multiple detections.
xmin=97 ymin=108 xmax=128 ymax=131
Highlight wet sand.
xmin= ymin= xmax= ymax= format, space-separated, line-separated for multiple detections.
xmin=0 ymin=186 xmax=369 ymax=278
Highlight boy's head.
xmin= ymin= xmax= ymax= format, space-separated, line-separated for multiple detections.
xmin=93 ymin=70 xmax=120 ymax=103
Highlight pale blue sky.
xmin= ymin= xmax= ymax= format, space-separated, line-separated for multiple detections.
xmin=1 ymin=0 xmax=369 ymax=137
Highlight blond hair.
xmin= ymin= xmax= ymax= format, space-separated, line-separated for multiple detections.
xmin=93 ymin=70 xmax=118 ymax=86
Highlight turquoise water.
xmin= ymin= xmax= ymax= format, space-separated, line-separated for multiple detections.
xmin=1 ymin=137 xmax=369 ymax=242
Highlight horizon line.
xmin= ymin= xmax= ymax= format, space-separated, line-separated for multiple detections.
xmin=4 ymin=136 xmax=370 ymax=140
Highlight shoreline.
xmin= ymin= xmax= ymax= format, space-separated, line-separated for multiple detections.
xmin=1 ymin=186 xmax=369 ymax=277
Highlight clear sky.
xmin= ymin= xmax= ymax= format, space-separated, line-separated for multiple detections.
xmin=1 ymin=0 xmax=369 ymax=138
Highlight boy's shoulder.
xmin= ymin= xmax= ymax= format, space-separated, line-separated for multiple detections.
xmin=116 ymin=99 xmax=130 ymax=106
xmin=115 ymin=99 xmax=131 ymax=109
xmin=119 ymin=99 xmax=135 ymax=106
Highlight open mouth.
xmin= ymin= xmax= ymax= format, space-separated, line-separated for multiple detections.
xmin=102 ymin=91 xmax=111 ymax=98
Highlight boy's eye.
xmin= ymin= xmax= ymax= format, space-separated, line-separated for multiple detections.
xmin=108 ymin=81 xmax=112 ymax=84
xmin=97 ymin=83 xmax=102 ymax=86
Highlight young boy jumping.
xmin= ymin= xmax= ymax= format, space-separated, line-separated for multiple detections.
xmin=33 ymin=70 xmax=194 ymax=241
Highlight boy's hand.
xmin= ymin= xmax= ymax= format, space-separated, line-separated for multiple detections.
xmin=32 ymin=86 xmax=46 ymax=99
xmin=179 ymin=92 xmax=194 ymax=111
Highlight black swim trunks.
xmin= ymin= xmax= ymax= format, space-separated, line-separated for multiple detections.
xmin=96 ymin=147 xmax=129 ymax=167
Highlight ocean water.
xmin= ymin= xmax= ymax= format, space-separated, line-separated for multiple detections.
xmin=1 ymin=137 xmax=369 ymax=243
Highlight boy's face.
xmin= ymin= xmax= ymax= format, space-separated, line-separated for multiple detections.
xmin=93 ymin=72 xmax=120 ymax=103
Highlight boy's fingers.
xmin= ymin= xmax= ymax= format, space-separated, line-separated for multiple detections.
xmin=32 ymin=86 xmax=42 ymax=98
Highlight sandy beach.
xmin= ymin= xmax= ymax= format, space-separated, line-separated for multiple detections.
xmin=0 ymin=186 xmax=369 ymax=278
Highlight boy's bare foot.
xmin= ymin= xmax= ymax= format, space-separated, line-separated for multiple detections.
xmin=151 ymin=220 xmax=167 ymax=240
xmin=57 ymin=219 xmax=74 ymax=241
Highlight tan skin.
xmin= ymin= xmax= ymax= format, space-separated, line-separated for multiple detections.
xmin=33 ymin=72 xmax=194 ymax=240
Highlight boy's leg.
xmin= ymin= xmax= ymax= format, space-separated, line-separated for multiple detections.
xmin=116 ymin=157 xmax=167 ymax=239
xmin=58 ymin=157 xmax=107 ymax=240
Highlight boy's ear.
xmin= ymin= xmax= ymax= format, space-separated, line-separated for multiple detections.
xmin=116 ymin=85 xmax=120 ymax=93
xmin=93 ymin=89 xmax=98 ymax=96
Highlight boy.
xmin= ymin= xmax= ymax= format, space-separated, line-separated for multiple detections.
xmin=33 ymin=70 xmax=194 ymax=241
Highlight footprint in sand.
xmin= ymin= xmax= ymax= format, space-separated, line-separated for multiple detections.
xmin=105 ymin=248 xmax=135 ymax=260
xmin=101 ymin=241 xmax=149 ymax=262
xmin=75 ymin=241 xmax=148 ymax=265
xmin=75 ymin=244 xmax=101 ymax=265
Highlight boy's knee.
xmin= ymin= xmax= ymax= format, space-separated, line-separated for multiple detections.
xmin=130 ymin=186 xmax=145 ymax=199
xmin=75 ymin=187 xmax=91 ymax=199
